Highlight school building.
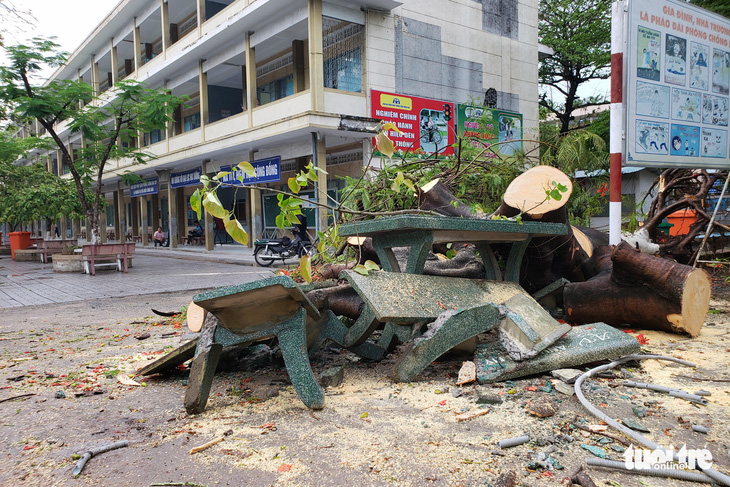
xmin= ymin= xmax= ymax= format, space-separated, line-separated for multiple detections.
xmin=9 ymin=0 xmax=541 ymax=249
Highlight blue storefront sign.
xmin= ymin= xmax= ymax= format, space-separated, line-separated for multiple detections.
xmin=130 ymin=177 xmax=158 ymax=197
xmin=221 ymin=156 xmax=281 ymax=186
xmin=170 ymin=167 xmax=203 ymax=188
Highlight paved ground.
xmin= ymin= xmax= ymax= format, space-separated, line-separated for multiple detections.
xmin=0 ymin=244 xmax=287 ymax=308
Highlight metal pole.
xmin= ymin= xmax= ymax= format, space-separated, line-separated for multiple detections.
xmin=692 ymin=173 xmax=730 ymax=267
xmin=609 ymin=0 xmax=626 ymax=245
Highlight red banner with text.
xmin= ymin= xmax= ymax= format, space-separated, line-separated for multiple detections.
xmin=371 ymin=90 xmax=455 ymax=157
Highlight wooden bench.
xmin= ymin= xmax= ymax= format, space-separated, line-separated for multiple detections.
xmin=80 ymin=243 xmax=135 ymax=275
xmin=39 ymin=239 xmax=76 ymax=263
xmin=337 ymin=270 xmax=570 ymax=382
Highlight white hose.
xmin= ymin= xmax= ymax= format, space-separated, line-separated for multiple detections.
xmin=574 ymin=354 xmax=730 ymax=486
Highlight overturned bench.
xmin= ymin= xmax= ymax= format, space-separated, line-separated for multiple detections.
xmin=81 ymin=243 xmax=135 ymax=275
xmin=337 ymin=270 xmax=570 ymax=382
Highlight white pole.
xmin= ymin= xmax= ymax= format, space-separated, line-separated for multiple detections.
xmin=609 ymin=0 xmax=626 ymax=245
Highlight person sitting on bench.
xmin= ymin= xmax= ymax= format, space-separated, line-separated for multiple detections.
xmin=153 ymin=227 xmax=165 ymax=247
xmin=188 ymin=221 xmax=203 ymax=244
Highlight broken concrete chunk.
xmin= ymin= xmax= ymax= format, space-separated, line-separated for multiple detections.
xmin=456 ymin=361 xmax=476 ymax=385
xmin=622 ymin=418 xmax=650 ymax=432
xmin=527 ymin=400 xmax=557 ymax=418
xmin=475 ymin=323 xmax=641 ymax=383
xmin=475 ymin=389 xmax=503 ymax=405
xmin=497 ymin=294 xmax=571 ymax=361
xmin=551 ymin=368 xmax=583 ymax=384
xmin=551 ymin=379 xmax=575 ymax=396
xmin=320 ymin=366 xmax=344 ymax=388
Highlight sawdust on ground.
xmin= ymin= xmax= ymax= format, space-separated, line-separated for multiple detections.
xmin=0 ymin=284 xmax=728 ymax=487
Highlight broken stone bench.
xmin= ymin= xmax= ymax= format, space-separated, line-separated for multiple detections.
xmin=339 ymin=270 xmax=569 ymax=382
xmin=136 ymin=276 xmax=385 ymax=412
xmin=337 ymin=215 xmax=568 ymax=280
xmin=80 ymin=242 xmax=135 ymax=275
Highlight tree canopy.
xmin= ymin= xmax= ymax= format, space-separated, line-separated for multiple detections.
xmin=0 ymin=38 xmax=185 ymax=242
xmin=690 ymin=0 xmax=730 ymax=18
xmin=539 ymin=0 xmax=612 ymax=133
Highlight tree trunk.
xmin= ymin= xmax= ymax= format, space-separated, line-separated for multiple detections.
xmin=493 ymin=165 xmax=573 ymax=219
xmin=418 ymin=178 xmax=481 ymax=218
xmin=305 ymin=284 xmax=364 ymax=319
xmin=564 ymin=241 xmax=711 ymax=336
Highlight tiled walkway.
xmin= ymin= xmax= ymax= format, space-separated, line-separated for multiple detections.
xmin=0 ymin=245 xmax=279 ymax=308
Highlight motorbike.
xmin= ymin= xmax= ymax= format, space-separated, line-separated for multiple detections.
xmin=253 ymin=235 xmax=316 ymax=266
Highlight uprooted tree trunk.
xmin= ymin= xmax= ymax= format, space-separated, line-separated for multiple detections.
xmin=563 ymin=241 xmax=711 ymax=336
xmin=638 ymin=168 xmax=727 ymax=263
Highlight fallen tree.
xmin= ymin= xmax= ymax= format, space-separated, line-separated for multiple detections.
xmin=563 ymin=241 xmax=711 ymax=336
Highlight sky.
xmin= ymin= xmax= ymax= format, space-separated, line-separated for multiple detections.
xmin=2 ymin=0 xmax=117 ymax=79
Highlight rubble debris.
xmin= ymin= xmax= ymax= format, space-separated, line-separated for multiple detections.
xmin=320 ymin=366 xmax=344 ymax=388
xmin=551 ymin=368 xmax=583 ymax=384
xmin=622 ymin=418 xmax=650 ymax=433
xmin=475 ymin=323 xmax=640 ymax=383
xmin=692 ymin=424 xmax=709 ymax=434
xmin=497 ymin=294 xmax=571 ymax=361
xmin=527 ymin=400 xmax=557 ymax=418
xmin=455 ymin=361 xmax=476 ymax=385
xmin=550 ymin=379 xmax=574 ymax=396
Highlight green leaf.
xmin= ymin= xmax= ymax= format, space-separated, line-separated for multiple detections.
xmin=238 ymin=161 xmax=256 ymax=177
xmin=190 ymin=189 xmax=202 ymax=221
xmin=202 ymin=192 xmax=228 ymax=218
xmin=300 ymin=255 xmax=312 ymax=284
xmin=557 ymin=183 xmax=568 ymax=192
xmin=214 ymin=171 xmax=229 ymax=181
xmin=288 ymin=178 xmax=300 ymax=194
xmin=360 ymin=411 xmax=369 ymax=419
xmin=353 ymin=264 xmax=369 ymax=276
xmin=224 ymin=217 xmax=249 ymax=246
xmin=363 ymin=260 xmax=380 ymax=272
xmin=275 ymin=214 xmax=285 ymax=229
xmin=200 ymin=175 xmax=210 ymax=188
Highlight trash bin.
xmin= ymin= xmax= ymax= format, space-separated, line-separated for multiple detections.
xmin=8 ymin=231 xmax=31 ymax=260
xmin=667 ymin=209 xmax=697 ymax=236
xmin=657 ymin=220 xmax=674 ymax=236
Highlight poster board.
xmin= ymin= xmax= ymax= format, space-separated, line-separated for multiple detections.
xmin=456 ymin=105 xmax=523 ymax=157
xmin=371 ymin=90 xmax=455 ymax=157
xmin=627 ymin=0 xmax=730 ymax=168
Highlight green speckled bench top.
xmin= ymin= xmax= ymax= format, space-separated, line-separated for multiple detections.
xmin=340 ymin=269 xmax=528 ymax=323
xmin=338 ymin=215 xmax=567 ymax=242
xmin=193 ymin=276 xmax=320 ymax=335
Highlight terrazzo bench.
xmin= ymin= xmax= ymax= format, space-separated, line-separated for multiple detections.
xmin=339 ymin=270 xmax=568 ymax=382
xmin=179 ymin=276 xmax=326 ymax=412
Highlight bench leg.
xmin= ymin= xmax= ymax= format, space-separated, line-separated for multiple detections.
xmin=184 ymin=343 xmax=223 ymax=414
xmin=504 ymin=237 xmax=531 ymax=283
xmin=392 ymin=304 xmax=500 ymax=383
xmin=342 ymin=305 xmax=379 ymax=347
xmin=276 ymin=308 xmax=324 ymax=410
xmin=312 ymin=311 xmax=387 ymax=361
xmin=136 ymin=338 xmax=199 ymax=376
xmin=376 ymin=322 xmax=414 ymax=351
xmin=371 ymin=231 xmax=432 ymax=274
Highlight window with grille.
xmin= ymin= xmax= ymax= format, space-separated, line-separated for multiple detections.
xmin=323 ymin=17 xmax=363 ymax=93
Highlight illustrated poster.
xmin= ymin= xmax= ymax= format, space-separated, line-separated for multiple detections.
xmin=671 ymin=88 xmax=701 ymax=122
xmin=637 ymin=25 xmax=661 ymax=81
xmin=702 ymin=93 xmax=729 ymax=126
xmin=670 ymin=124 xmax=700 ymax=157
xmin=701 ymin=127 xmax=728 ymax=158
xmin=665 ymin=34 xmax=687 ymax=86
xmin=636 ymin=81 xmax=670 ymax=118
xmin=635 ymin=120 xmax=669 ymax=154
xmin=712 ymin=48 xmax=730 ymax=95
xmin=689 ymin=42 xmax=709 ymax=91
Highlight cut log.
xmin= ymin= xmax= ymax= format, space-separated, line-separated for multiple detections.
xmin=423 ymin=245 xmax=485 ymax=279
xmin=186 ymin=301 xmax=208 ymax=333
xmin=494 ymin=165 xmax=573 ymax=219
xmin=344 ymin=236 xmax=379 ymax=265
xmin=564 ymin=241 xmax=711 ymax=336
xmin=305 ymin=284 xmax=364 ymax=319
xmin=418 ymin=178 xmax=481 ymax=218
